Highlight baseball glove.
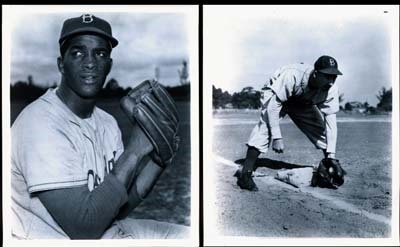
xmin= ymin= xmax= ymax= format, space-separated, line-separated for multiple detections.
xmin=120 ymin=79 xmax=180 ymax=168
xmin=311 ymin=158 xmax=346 ymax=189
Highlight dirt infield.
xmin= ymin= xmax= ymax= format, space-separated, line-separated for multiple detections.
xmin=212 ymin=111 xmax=392 ymax=237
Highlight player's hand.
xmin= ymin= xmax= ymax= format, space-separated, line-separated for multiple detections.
xmin=120 ymin=80 xmax=180 ymax=168
xmin=113 ymin=126 xmax=153 ymax=189
xmin=125 ymin=124 xmax=154 ymax=159
xmin=272 ymin=138 xmax=284 ymax=153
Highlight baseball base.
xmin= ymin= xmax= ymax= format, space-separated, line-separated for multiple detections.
xmin=274 ymin=167 xmax=314 ymax=188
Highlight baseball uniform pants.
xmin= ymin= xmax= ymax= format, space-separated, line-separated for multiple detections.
xmin=247 ymin=92 xmax=327 ymax=153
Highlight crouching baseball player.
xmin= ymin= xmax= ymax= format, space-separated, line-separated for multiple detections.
xmin=11 ymin=14 xmax=188 ymax=239
xmin=235 ymin=55 xmax=346 ymax=191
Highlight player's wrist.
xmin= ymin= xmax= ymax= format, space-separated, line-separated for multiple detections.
xmin=270 ymin=130 xmax=282 ymax=140
xmin=326 ymin=153 xmax=335 ymax=159
xmin=125 ymin=126 xmax=154 ymax=158
xmin=112 ymin=152 xmax=140 ymax=188
xmin=124 ymin=147 xmax=146 ymax=161
xmin=135 ymin=160 xmax=163 ymax=198
xmin=272 ymin=138 xmax=283 ymax=143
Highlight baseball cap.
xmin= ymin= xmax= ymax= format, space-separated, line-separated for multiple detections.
xmin=314 ymin=55 xmax=343 ymax=75
xmin=59 ymin=14 xmax=118 ymax=48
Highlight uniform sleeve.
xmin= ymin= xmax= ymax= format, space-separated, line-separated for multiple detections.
xmin=318 ymin=84 xmax=340 ymax=115
xmin=319 ymin=84 xmax=339 ymax=154
xmin=267 ymin=68 xmax=296 ymax=103
xmin=262 ymin=94 xmax=283 ymax=140
xmin=37 ymin=174 xmax=128 ymax=239
xmin=15 ymin=116 xmax=86 ymax=193
xmin=324 ymin=113 xmax=337 ymax=154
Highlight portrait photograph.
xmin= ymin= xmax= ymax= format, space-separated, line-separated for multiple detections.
xmin=203 ymin=5 xmax=399 ymax=246
xmin=2 ymin=5 xmax=199 ymax=247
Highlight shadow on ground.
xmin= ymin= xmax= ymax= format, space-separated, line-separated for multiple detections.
xmin=234 ymin=158 xmax=313 ymax=170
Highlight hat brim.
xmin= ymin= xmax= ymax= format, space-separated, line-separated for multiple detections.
xmin=319 ymin=68 xmax=343 ymax=75
xmin=59 ymin=27 xmax=118 ymax=48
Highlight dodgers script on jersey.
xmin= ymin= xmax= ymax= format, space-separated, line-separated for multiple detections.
xmin=11 ymin=88 xmax=124 ymax=239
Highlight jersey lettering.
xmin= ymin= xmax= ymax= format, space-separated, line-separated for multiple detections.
xmin=105 ymin=151 xmax=117 ymax=173
xmin=88 ymin=151 xmax=118 ymax=191
xmin=87 ymin=169 xmax=101 ymax=191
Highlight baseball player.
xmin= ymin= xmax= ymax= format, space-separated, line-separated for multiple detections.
xmin=235 ymin=55 xmax=346 ymax=191
xmin=11 ymin=14 xmax=188 ymax=239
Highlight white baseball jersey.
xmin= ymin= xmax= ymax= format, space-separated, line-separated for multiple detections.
xmin=11 ymin=88 xmax=124 ymax=239
xmin=264 ymin=63 xmax=339 ymax=113
xmin=248 ymin=63 xmax=339 ymax=154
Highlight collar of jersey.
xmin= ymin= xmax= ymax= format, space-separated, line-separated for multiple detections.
xmin=43 ymin=88 xmax=101 ymax=131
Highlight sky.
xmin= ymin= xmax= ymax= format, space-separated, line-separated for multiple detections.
xmin=9 ymin=10 xmax=191 ymax=89
xmin=6 ymin=6 xmax=398 ymax=106
xmin=204 ymin=5 xmax=398 ymax=106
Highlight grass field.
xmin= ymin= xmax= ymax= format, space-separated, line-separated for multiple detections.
xmin=11 ymin=98 xmax=191 ymax=226
xmin=212 ymin=110 xmax=392 ymax=237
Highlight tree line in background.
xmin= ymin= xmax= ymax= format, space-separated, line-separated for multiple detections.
xmin=212 ymin=86 xmax=261 ymax=109
xmin=10 ymin=75 xmax=190 ymax=103
xmin=213 ymin=85 xmax=392 ymax=114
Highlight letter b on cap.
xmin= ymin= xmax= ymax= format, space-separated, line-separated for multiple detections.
xmin=329 ymin=58 xmax=336 ymax=66
xmin=82 ymin=14 xmax=93 ymax=23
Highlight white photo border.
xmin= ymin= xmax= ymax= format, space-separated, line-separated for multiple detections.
xmin=203 ymin=4 xmax=399 ymax=246
xmin=2 ymin=4 xmax=199 ymax=247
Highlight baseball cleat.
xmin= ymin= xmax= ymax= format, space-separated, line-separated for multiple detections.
xmin=234 ymin=169 xmax=259 ymax=191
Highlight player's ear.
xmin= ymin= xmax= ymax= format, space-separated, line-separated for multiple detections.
xmin=57 ymin=56 xmax=65 ymax=74
xmin=106 ymin=58 xmax=113 ymax=75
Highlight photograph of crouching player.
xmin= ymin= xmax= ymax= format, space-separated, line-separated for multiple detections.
xmin=235 ymin=55 xmax=346 ymax=192
xmin=3 ymin=5 xmax=198 ymax=244
xmin=204 ymin=5 xmax=399 ymax=245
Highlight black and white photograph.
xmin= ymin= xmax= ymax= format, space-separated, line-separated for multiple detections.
xmin=204 ymin=5 xmax=399 ymax=245
xmin=2 ymin=5 xmax=199 ymax=246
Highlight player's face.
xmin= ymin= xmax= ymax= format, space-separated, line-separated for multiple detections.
xmin=310 ymin=71 xmax=337 ymax=91
xmin=58 ymin=34 xmax=112 ymax=99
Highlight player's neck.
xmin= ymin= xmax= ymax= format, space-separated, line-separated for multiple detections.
xmin=57 ymin=83 xmax=96 ymax=119
xmin=307 ymin=70 xmax=320 ymax=91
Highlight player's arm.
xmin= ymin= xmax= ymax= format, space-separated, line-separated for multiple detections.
xmin=111 ymin=121 xmax=164 ymax=219
xmin=37 ymin=174 xmax=128 ymax=239
xmin=37 ymin=127 xmax=153 ymax=239
xmin=318 ymin=84 xmax=340 ymax=158
xmin=263 ymin=94 xmax=285 ymax=153
xmin=116 ymin=80 xmax=180 ymax=217
xmin=324 ymin=113 xmax=337 ymax=158
xmin=36 ymin=147 xmax=150 ymax=239
xmin=111 ymin=124 xmax=153 ymax=188
xmin=265 ymin=68 xmax=297 ymax=153
xmin=116 ymin=157 xmax=164 ymax=219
